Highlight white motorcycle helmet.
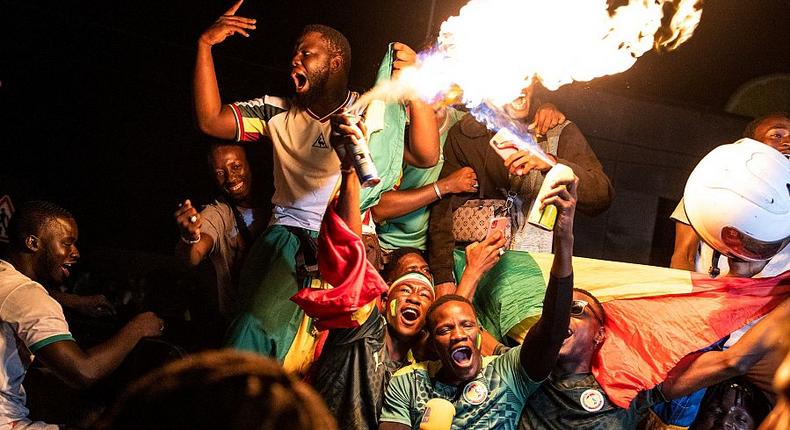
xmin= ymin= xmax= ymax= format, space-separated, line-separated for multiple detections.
xmin=684 ymin=138 xmax=790 ymax=262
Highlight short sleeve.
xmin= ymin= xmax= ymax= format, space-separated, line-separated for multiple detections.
xmin=1 ymin=283 xmax=73 ymax=353
xmin=229 ymin=96 xmax=288 ymax=142
xmin=379 ymin=372 xmax=415 ymax=427
xmin=493 ymin=345 xmax=541 ymax=402
xmin=670 ymin=198 xmax=689 ymax=224
xmin=199 ymin=204 xmax=229 ymax=254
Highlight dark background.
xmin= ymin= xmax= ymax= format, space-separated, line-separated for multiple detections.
xmin=1 ymin=0 xmax=789 ymax=255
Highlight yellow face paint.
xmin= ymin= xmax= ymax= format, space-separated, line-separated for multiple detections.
xmin=476 ymin=333 xmax=482 ymax=349
xmin=390 ymin=299 xmax=397 ymax=318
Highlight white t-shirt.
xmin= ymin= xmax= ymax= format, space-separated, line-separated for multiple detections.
xmin=231 ymin=93 xmax=357 ymax=232
xmin=0 ymin=260 xmax=73 ymax=427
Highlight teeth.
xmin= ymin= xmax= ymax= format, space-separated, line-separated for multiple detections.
xmin=401 ymin=309 xmax=419 ymax=321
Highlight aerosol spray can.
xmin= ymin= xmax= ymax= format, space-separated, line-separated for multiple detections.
xmin=333 ymin=96 xmax=381 ymax=188
xmin=527 ymin=163 xmax=575 ymax=231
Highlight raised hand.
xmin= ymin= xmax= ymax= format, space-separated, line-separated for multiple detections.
xmin=504 ymin=150 xmax=556 ymax=176
xmin=174 ymin=199 xmax=201 ymax=242
xmin=539 ymin=175 xmax=579 ymax=241
xmin=391 ymin=42 xmax=417 ymax=81
xmin=528 ymin=102 xmax=566 ymax=135
xmin=439 ymin=166 xmax=478 ymax=195
xmin=464 ymin=229 xmax=507 ymax=278
xmin=198 ymin=0 xmax=257 ymax=47
xmin=330 ymin=112 xmax=368 ymax=169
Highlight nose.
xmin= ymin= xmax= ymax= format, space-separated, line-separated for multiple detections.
xmin=291 ymin=54 xmax=301 ymax=68
xmin=449 ymin=325 xmax=468 ymax=342
xmin=72 ymin=245 xmax=80 ymax=260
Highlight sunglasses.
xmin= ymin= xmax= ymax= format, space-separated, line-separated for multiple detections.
xmin=571 ymin=299 xmax=604 ymax=326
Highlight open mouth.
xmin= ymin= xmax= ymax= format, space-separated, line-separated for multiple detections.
xmin=400 ymin=307 xmax=420 ymax=323
xmin=450 ymin=346 xmax=473 ymax=367
xmin=227 ymin=181 xmax=244 ymax=193
xmin=291 ymin=71 xmax=308 ymax=92
xmin=61 ymin=263 xmax=74 ymax=278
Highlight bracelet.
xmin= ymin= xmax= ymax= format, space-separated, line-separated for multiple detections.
xmin=180 ymin=234 xmax=201 ymax=245
xmin=432 ymin=182 xmax=443 ymax=199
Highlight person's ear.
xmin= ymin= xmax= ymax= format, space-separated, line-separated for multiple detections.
xmin=24 ymin=235 xmax=40 ymax=252
xmin=594 ymin=326 xmax=606 ymax=346
xmin=330 ymin=56 xmax=343 ymax=73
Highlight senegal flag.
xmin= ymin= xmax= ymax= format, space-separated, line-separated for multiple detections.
xmin=453 ymin=249 xmax=790 ymax=408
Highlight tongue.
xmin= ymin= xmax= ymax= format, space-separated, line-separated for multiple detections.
xmin=452 ymin=349 xmax=470 ymax=364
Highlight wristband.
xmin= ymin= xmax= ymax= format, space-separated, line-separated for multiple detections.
xmin=432 ymin=182 xmax=443 ymax=199
xmin=181 ymin=234 xmax=201 ymax=245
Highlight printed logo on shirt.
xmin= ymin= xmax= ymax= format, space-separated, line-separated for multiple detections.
xmin=312 ymin=133 xmax=329 ymax=149
xmin=580 ymin=389 xmax=605 ymax=412
xmin=462 ymin=380 xmax=489 ymax=405
xmin=0 ymin=195 xmax=15 ymax=243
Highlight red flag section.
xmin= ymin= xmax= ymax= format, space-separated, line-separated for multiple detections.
xmin=594 ymin=270 xmax=790 ymax=408
xmin=291 ymin=201 xmax=388 ymax=330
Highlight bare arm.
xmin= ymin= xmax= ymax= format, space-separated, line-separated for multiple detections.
xmin=454 ymin=231 xmax=506 ymax=300
xmin=520 ymin=176 xmax=578 ymax=381
xmin=403 ymin=99 xmax=440 ymax=168
xmin=193 ymin=0 xmax=256 ymax=139
xmin=34 ymin=312 xmax=163 ymax=389
xmin=391 ymin=42 xmax=440 ymax=168
xmin=661 ymin=297 xmax=790 ymax=399
xmin=670 ymin=222 xmax=699 ymax=271
xmin=173 ymin=199 xmax=215 ymax=267
xmin=371 ymin=167 xmax=477 ymax=222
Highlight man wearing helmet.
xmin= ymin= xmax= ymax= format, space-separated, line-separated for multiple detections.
xmin=670 ymin=113 xmax=790 ymax=278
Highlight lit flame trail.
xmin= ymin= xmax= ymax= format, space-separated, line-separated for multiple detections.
xmin=352 ymin=0 xmax=703 ymax=161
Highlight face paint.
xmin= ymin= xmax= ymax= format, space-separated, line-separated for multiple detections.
xmin=390 ymin=299 xmax=398 ymax=317
xmin=476 ymin=333 xmax=482 ymax=349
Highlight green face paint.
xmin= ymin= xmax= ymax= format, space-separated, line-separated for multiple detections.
xmin=390 ymin=299 xmax=397 ymax=318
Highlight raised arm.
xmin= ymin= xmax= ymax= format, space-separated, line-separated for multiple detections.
xmin=35 ymin=312 xmax=163 ymax=389
xmin=330 ymin=113 xmax=364 ymax=236
xmin=173 ymin=199 xmax=215 ymax=267
xmin=661 ymin=297 xmax=790 ymax=400
xmin=193 ymin=0 xmax=256 ymax=139
xmin=391 ymin=42 xmax=440 ymax=168
xmin=520 ymin=175 xmax=578 ymax=381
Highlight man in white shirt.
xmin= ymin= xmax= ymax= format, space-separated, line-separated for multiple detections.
xmin=0 ymin=201 xmax=163 ymax=429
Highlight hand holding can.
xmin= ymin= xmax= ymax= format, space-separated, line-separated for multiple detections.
xmin=330 ymin=110 xmax=381 ymax=188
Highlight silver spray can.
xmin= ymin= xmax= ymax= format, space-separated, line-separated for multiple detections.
xmin=334 ymin=94 xmax=381 ymax=188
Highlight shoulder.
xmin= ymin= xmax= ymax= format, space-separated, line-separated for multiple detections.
xmin=392 ymin=359 xmax=442 ymax=378
xmin=233 ymin=95 xmax=290 ymax=120
xmin=450 ymin=114 xmax=490 ymax=140
xmin=0 ymin=261 xmax=46 ymax=303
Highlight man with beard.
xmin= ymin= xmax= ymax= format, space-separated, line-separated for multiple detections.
xmin=174 ymin=142 xmax=267 ymax=319
xmin=299 ymin=114 xmax=504 ymax=430
xmin=379 ymin=174 xmax=579 ymax=430
xmin=0 ymin=201 xmax=163 ymax=429
xmin=193 ymin=0 xmax=440 ymax=373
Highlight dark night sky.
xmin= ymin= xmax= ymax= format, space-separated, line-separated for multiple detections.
xmin=1 ymin=0 xmax=788 ymax=254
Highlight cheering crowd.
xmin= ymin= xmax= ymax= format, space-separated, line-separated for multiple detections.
xmin=1 ymin=2 xmax=789 ymax=429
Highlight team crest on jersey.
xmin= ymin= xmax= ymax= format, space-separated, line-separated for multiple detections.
xmin=580 ymin=388 xmax=605 ymax=412
xmin=462 ymin=380 xmax=488 ymax=405
xmin=0 ymin=195 xmax=14 ymax=243
xmin=312 ymin=133 xmax=329 ymax=149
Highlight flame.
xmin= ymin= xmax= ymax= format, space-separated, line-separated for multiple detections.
xmin=351 ymin=0 xmax=703 ymax=160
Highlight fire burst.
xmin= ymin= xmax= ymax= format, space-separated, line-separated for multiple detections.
xmin=353 ymin=0 xmax=703 ymax=156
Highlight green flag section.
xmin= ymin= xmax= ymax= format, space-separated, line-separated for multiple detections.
xmin=359 ymin=43 xmax=407 ymax=211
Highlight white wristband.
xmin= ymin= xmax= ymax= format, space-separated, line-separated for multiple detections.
xmin=181 ymin=234 xmax=201 ymax=245
xmin=432 ymin=182 xmax=443 ymax=199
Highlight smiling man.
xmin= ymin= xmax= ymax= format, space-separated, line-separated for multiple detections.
xmin=0 ymin=201 xmax=163 ymax=429
xmin=174 ymin=142 xmax=266 ymax=318
xmin=379 ymin=174 xmax=579 ymax=430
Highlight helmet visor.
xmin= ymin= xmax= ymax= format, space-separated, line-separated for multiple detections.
xmin=721 ymin=225 xmax=790 ymax=261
